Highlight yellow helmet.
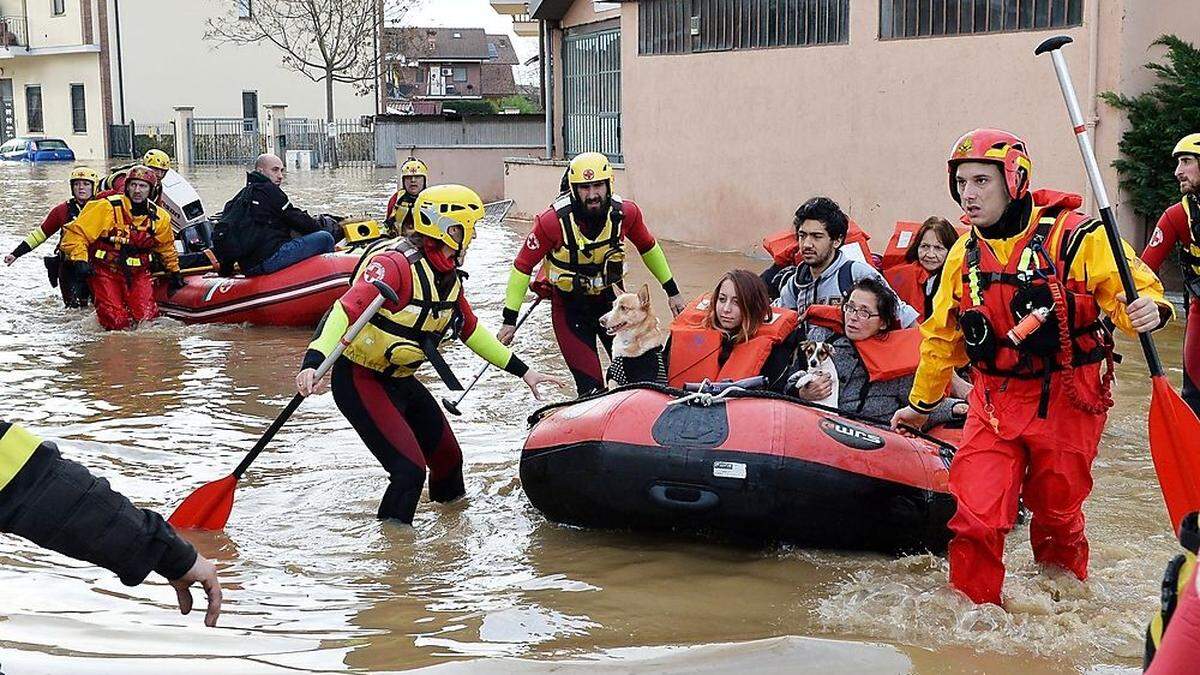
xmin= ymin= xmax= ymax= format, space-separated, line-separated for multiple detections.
xmin=142 ymin=148 xmax=171 ymax=171
xmin=68 ymin=165 xmax=101 ymax=192
xmin=400 ymin=157 xmax=429 ymax=178
xmin=413 ymin=184 xmax=484 ymax=252
xmin=567 ymin=151 xmax=613 ymax=186
xmin=1174 ymin=133 xmax=1200 ymax=158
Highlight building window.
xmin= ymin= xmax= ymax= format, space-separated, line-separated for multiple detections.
xmin=242 ymin=90 xmax=258 ymax=131
xmin=638 ymin=0 xmax=850 ymax=56
xmin=564 ymin=27 xmax=622 ymax=161
xmin=52 ymin=0 xmax=65 ymax=16
xmin=236 ymin=0 xmax=252 ymax=19
xmin=453 ymin=66 xmax=468 ymax=82
xmin=25 ymin=85 xmax=42 ymax=132
xmin=70 ymin=83 xmax=86 ymax=132
xmin=880 ymin=0 xmax=1082 ymax=39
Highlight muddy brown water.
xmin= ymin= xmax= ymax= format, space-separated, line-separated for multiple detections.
xmin=0 ymin=162 xmax=1184 ymax=673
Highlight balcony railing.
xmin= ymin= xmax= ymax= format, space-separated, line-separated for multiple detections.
xmin=0 ymin=15 xmax=27 ymax=49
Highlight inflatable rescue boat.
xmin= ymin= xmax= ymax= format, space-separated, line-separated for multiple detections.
xmin=154 ymin=253 xmax=358 ymax=327
xmin=521 ymin=383 xmax=958 ymax=554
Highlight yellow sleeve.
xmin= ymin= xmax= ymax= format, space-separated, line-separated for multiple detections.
xmin=909 ymin=239 xmax=969 ymax=413
xmin=60 ymin=201 xmax=105 ymax=263
xmin=1068 ymin=224 xmax=1173 ymax=336
xmin=153 ymin=212 xmax=180 ymax=272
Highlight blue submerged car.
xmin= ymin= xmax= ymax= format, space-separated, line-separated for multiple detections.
xmin=0 ymin=136 xmax=75 ymax=161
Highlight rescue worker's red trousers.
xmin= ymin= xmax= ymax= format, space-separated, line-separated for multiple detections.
xmin=88 ymin=264 xmax=158 ymax=331
xmin=948 ymin=366 xmax=1107 ymax=605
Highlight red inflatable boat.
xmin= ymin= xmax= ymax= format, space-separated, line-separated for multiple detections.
xmin=521 ymin=384 xmax=959 ymax=554
xmin=154 ymin=253 xmax=358 ymax=327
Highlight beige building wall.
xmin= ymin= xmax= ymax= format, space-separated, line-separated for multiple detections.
xmin=397 ymin=145 xmax=542 ymax=202
xmin=504 ymin=157 xmax=630 ymax=219
xmin=24 ymin=0 xmax=86 ymax=47
xmin=4 ymin=52 xmax=106 ymax=159
xmin=108 ymin=0 xmax=376 ymax=123
xmin=526 ymin=0 xmax=1200 ymax=255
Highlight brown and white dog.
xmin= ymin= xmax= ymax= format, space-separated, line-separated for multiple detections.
xmin=598 ymin=284 xmax=665 ymax=388
xmin=789 ymin=340 xmax=839 ymax=407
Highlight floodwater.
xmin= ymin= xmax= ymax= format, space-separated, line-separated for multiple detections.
xmin=0 ymin=161 xmax=1186 ymax=674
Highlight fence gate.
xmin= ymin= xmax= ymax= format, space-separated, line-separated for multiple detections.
xmin=280 ymin=117 xmax=375 ymax=167
xmin=562 ymin=25 xmax=622 ymax=162
xmin=188 ymin=117 xmax=263 ymax=165
xmin=109 ymin=121 xmax=133 ymax=158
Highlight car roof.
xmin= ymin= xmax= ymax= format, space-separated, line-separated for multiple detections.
xmin=9 ymin=136 xmax=67 ymax=142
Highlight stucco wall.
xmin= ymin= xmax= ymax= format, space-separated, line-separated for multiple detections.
xmin=6 ymin=51 xmax=106 ymax=159
xmin=537 ymin=0 xmax=1200 ymax=255
xmin=23 ymin=0 xmax=86 ymax=48
xmin=109 ymin=0 xmax=376 ymax=123
xmin=397 ymin=146 xmax=543 ymax=202
xmin=503 ymin=157 xmax=631 ymax=220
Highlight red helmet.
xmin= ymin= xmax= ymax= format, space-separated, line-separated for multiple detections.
xmin=125 ymin=165 xmax=159 ymax=189
xmin=947 ymin=128 xmax=1032 ymax=202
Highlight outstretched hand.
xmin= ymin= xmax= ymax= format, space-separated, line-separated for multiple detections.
xmin=668 ymin=294 xmax=686 ymax=317
xmin=497 ymin=324 xmax=517 ymax=346
xmin=169 ymin=553 xmax=223 ymax=627
xmin=522 ymin=370 xmax=565 ymax=401
xmin=3 ymin=254 xmax=15 ymax=266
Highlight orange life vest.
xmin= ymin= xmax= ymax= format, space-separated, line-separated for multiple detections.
xmin=762 ymin=219 xmax=874 ymax=268
xmin=883 ymin=261 xmax=933 ymax=322
xmin=667 ymin=294 xmax=799 ymax=388
xmin=880 ymin=219 xmax=968 ymax=271
xmin=959 ymin=190 xmax=1109 ymax=380
xmin=803 ymin=304 xmax=921 ymax=382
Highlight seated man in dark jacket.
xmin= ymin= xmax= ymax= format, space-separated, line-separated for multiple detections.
xmin=214 ymin=153 xmax=336 ymax=276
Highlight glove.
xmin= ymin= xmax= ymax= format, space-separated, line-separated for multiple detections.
xmin=70 ymin=260 xmax=93 ymax=277
xmin=166 ymin=271 xmax=187 ymax=296
xmin=316 ymin=214 xmax=342 ymax=234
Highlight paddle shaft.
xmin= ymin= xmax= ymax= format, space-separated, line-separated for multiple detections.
xmin=232 ymin=282 xmax=395 ymax=479
xmin=445 ymin=296 xmax=543 ymax=409
xmin=1038 ymin=37 xmax=1165 ymax=377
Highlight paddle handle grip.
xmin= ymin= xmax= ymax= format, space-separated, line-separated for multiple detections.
xmin=1038 ymin=36 xmax=1165 ymax=377
xmin=232 ymin=281 xmax=397 ymax=479
xmin=445 ymin=296 xmax=544 ymax=409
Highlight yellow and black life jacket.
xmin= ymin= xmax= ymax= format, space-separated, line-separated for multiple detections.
xmin=386 ymin=191 xmax=419 ymax=237
xmin=343 ymin=239 xmax=463 ymax=386
xmin=1175 ymin=195 xmax=1200 ymax=293
xmin=0 ymin=422 xmax=41 ymax=494
xmin=1145 ymin=511 xmax=1200 ymax=670
xmin=543 ymin=193 xmax=626 ymax=295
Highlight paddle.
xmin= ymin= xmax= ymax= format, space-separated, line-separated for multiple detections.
xmin=1037 ymin=35 xmax=1200 ymax=530
xmin=169 ymin=279 xmax=399 ymax=530
xmin=442 ymin=296 xmax=544 ymax=416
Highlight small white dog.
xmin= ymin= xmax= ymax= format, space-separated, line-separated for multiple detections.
xmin=788 ymin=340 xmax=839 ymax=407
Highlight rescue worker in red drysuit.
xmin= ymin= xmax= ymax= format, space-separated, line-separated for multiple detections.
xmin=497 ymin=152 xmax=686 ymax=396
xmin=1141 ymin=133 xmax=1200 ymax=417
xmin=297 ymin=184 xmax=561 ymax=524
xmin=60 ymin=166 xmax=185 ymax=331
xmin=891 ymin=129 xmax=1173 ymax=606
xmin=4 ymin=166 xmax=101 ymax=307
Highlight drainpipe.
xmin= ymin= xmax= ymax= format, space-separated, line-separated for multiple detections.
xmin=114 ymin=0 xmax=126 ymax=123
xmin=541 ymin=18 xmax=553 ymax=159
xmin=1083 ymin=0 xmax=1100 ymax=211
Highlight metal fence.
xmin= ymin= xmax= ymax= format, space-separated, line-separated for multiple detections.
xmin=563 ymin=27 xmax=622 ymax=162
xmin=189 ymin=117 xmax=263 ymax=165
xmin=280 ymin=117 xmax=375 ymax=167
xmin=373 ymin=114 xmax=545 ymax=167
xmin=0 ymin=15 xmax=27 ymax=49
xmin=107 ymin=120 xmax=175 ymax=159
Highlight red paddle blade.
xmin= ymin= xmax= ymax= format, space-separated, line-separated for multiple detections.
xmin=168 ymin=475 xmax=238 ymax=531
xmin=1148 ymin=375 xmax=1200 ymax=531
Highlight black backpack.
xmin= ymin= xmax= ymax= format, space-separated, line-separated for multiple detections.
xmin=210 ymin=188 xmax=257 ymax=273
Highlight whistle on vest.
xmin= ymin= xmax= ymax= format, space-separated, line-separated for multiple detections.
xmin=1006 ymin=305 xmax=1053 ymax=347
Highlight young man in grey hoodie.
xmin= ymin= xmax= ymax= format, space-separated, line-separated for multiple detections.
xmin=774 ymin=197 xmax=918 ymax=341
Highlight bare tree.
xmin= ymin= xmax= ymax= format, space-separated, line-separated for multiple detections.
xmin=206 ymin=0 xmax=420 ymax=126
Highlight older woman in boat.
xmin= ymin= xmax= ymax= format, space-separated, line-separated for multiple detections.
xmin=790 ymin=276 xmax=966 ymax=424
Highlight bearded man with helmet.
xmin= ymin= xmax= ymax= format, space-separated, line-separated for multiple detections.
xmin=60 ymin=165 xmax=184 ymax=330
xmin=1141 ymin=133 xmax=1200 ymax=417
xmin=891 ymin=129 xmax=1173 ymax=606
xmin=496 ymin=151 xmax=686 ymax=396
xmin=296 ymin=184 xmax=561 ymax=524
xmin=4 ymin=166 xmax=102 ymax=307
